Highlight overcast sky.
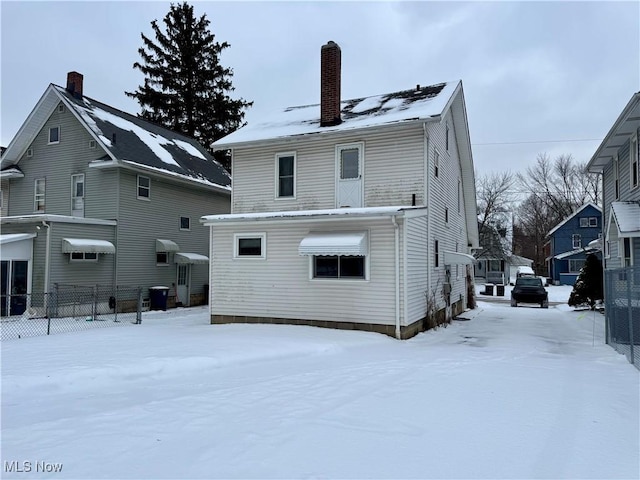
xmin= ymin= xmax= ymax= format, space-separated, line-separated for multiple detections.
xmin=2 ymin=1 xmax=639 ymax=180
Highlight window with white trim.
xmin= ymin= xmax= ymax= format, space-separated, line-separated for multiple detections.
xmin=34 ymin=178 xmax=45 ymax=212
xmin=58 ymin=104 xmax=65 ymax=113
xmin=276 ymin=152 xmax=296 ymax=198
xmin=313 ymin=256 xmax=365 ymax=279
xmin=234 ymin=233 xmax=266 ymax=259
xmin=434 ymin=149 xmax=440 ymax=178
xmin=568 ymin=259 xmax=585 ymax=273
xmin=137 ymin=175 xmax=150 ymax=199
xmin=572 ymin=234 xmax=581 ymax=249
xmin=156 ymin=252 xmax=169 ymax=265
xmin=71 ymin=174 xmax=84 ymax=216
xmin=622 ymin=237 xmax=632 ymax=266
xmin=48 ymin=126 xmax=60 ymax=144
xmin=180 ymin=216 xmax=190 ymax=231
xmin=589 ymin=217 xmax=597 ymax=227
xmin=614 ymin=155 xmax=620 ymax=199
xmin=631 ymin=134 xmax=638 ymax=190
xmin=70 ymin=252 xmax=98 ymax=262
xmin=579 ymin=218 xmax=588 ymax=228
xmin=445 ymin=123 xmax=450 ymax=151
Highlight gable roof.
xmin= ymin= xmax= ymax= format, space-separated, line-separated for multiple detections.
xmin=1 ymin=84 xmax=231 ymax=193
xmin=546 ymin=203 xmax=602 ymax=237
xmin=608 ymin=201 xmax=640 ymax=237
xmin=212 ymin=81 xmax=459 ymax=149
xmin=587 ymin=92 xmax=640 ymax=173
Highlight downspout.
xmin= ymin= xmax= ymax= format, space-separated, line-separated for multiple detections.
xmin=423 ymin=122 xmax=432 ymax=313
xmin=42 ymin=220 xmax=51 ymax=294
xmin=392 ymin=215 xmax=400 ymax=339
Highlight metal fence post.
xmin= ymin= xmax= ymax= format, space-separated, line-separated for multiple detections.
xmin=46 ymin=291 xmax=51 ymax=336
xmin=136 ymin=287 xmax=142 ymax=324
xmin=627 ymin=267 xmax=635 ymax=365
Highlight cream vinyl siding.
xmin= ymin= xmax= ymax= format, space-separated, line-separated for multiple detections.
xmin=406 ymin=215 xmax=429 ymax=324
xmin=209 ymin=218 xmax=397 ymax=325
xmin=231 ymin=124 xmax=425 ymax=213
xmin=426 ymin=115 xmax=468 ymax=311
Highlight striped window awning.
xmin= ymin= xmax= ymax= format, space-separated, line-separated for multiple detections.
xmin=62 ymin=238 xmax=115 ymax=254
xmin=299 ymin=232 xmax=368 ymax=256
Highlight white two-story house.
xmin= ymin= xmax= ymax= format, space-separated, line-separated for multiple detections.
xmin=201 ymin=41 xmax=479 ymax=339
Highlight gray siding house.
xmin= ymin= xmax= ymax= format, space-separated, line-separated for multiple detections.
xmin=202 ymin=42 xmax=479 ymax=339
xmin=1 ymin=72 xmax=230 ymax=314
xmin=587 ymin=92 xmax=640 ymax=268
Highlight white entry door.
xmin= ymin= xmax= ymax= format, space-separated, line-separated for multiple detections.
xmin=337 ymin=145 xmax=362 ymax=208
xmin=176 ymin=264 xmax=190 ymax=307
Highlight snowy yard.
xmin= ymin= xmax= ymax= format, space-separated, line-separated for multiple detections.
xmin=2 ymin=297 xmax=638 ymax=479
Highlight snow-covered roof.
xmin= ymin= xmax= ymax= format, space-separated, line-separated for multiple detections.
xmin=175 ymin=252 xmax=209 ymax=264
xmin=1 ymin=84 xmax=231 ymax=193
xmin=610 ymin=201 xmax=640 ymax=237
xmin=554 ymin=247 xmax=599 ymax=260
xmin=546 ymin=203 xmax=602 ymax=237
xmin=212 ymin=81 xmax=459 ymax=148
xmin=201 ymin=206 xmax=427 ymax=225
xmin=587 ymin=92 xmax=640 ymax=173
xmin=0 ymin=233 xmax=36 ymax=245
xmin=0 ymin=214 xmax=117 ymax=226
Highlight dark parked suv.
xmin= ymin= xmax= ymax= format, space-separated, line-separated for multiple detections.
xmin=511 ymin=276 xmax=548 ymax=308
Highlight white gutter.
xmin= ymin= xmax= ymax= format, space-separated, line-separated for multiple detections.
xmin=392 ymin=215 xmax=401 ymax=339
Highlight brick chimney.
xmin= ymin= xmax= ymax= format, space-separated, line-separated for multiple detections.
xmin=320 ymin=41 xmax=342 ymax=127
xmin=66 ymin=71 xmax=83 ymax=98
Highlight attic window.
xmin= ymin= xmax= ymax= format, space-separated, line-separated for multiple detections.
xmin=58 ymin=104 xmax=65 ymax=113
xmin=27 ymin=148 xmax=33 ymax=157
xmin=48 ymin=127 xmax=60 ymax=144
xmin=89 ymin=140 xmax=96 ymax=149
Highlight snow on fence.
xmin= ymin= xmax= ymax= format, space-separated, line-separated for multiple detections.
xmin=0 ymin=284 xmax=143 ymax=341
xmin=605 ymin=266 xmax=640 ymax=370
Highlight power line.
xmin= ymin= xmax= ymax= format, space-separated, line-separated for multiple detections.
xmin=472 ymin=138 xmax=602 ymax=146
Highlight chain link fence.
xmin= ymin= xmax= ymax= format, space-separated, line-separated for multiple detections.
xmin=605 ymin=266 xmax=640 ymax=370
xmin=1 ymin=284 xmax=142 ymax=341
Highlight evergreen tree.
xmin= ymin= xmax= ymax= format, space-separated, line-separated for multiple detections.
xmin=126 ymin=2 xmax=251 ymax=171
xmin=568 ymin=253 xmax=603 ymax=310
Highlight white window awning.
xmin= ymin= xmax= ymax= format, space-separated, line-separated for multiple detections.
xmin=62 ymin=238 xmax=115 ymax=254
xmin=0 ymin=233 xmax=36 ymax=245
xmin=443 ymin=251 xmax=475 ymax=265
xmin=299 ymin=232 xmax=368 ymax=256
xmin=156 ymin=239 xmax=180 ymax=252
xmin=174 ymin=252 xmax=209 ymax=264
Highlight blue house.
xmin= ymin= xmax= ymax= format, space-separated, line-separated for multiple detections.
xmin=545 ymin=203 xmax=602 ymax=285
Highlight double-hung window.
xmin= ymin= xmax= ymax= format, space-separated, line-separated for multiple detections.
xmin=70 ymin=252 xmax=98 ymax=262
xmin=622 ymin=238 xmax=632 ymax=266
xmin=580 ymin=218 xmax=588 ymax=228
xmin=568 ymin=259 xmax=585 ymax=273
xmin=572 ymin=234 xmax=581 ymax=249
xmin=71 ymin=174 xmax=84 ymax=216
xmin=276 ymin=152 xmax=296 ymax=198
xmin=180 ymin=217 xmax=190 ymax=231
xmin=34 ymin=178 xmax=45 ymax=212
xmin=434 ymin=149 xmax=440 ymax=178
xmin=137 ymin=175 xmax=150 ymax=199
xmin=631 ymin=134 xmax=639 ymax=190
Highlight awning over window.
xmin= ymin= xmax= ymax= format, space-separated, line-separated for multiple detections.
xmin=156 ymin=239 xmax=180 ymax=252
xmin=299 ymin=232 xmax=368 ymax=256
xmin=0 ymin=233 xmax=36 ymax=245
xmin=62 ymin=238 xmax=115 ymax=254
xmin=611 ymin=202 xmax=640 ymax=236
xmin=443 ymin=251 xmax=475 ymax=265
xmin=174 ymin=252 xmax=209 ymax=264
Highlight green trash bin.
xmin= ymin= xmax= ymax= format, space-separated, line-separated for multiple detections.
xmin=149 ymin=286 xmax=169 ymax=311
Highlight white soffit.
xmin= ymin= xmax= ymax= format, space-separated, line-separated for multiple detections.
xmin=299 ymin=232 xmax=368 ymax=256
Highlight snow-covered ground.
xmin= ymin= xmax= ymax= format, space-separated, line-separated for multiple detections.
xmin=475 ymin=282 xmax=574 ymax=304
xmin=2 ymin=300 xmax=638 ymax=479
